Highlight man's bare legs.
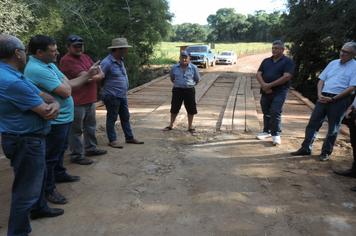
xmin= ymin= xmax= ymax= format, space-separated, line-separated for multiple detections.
xmin=169 ymin=113 xmax=178 ymax=128
xmin=188 ymin=114 xmax=194 ymax=130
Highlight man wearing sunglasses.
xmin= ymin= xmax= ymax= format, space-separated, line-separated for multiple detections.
xmin=60 ymin=35 xmax=106 ymax=165
xmin=0 ymin=34 xmax=63 ymax=236
xmin=291 ymin=42 xmax=356 ymax=161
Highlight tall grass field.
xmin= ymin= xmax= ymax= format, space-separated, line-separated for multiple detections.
xmin=151 ymin=42 xmax=271 ymax=65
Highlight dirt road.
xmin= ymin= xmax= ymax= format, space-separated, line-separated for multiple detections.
xmin=1 ymin=52 xmax=356 ymax=236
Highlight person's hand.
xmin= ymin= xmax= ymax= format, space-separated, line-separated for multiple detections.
xmin=87 ymin=61 xmax=101 ymax=77
xmin=345 ymin=107 xmax=353 ymax=119
xmin=261 ymin=83 xmax=272 ymax=91
xmin=44 ymin=101 xmax=61 ymax=121
xmin=265 ymin=89 xmax=273 ymax=94
xmin=318 ymin=95 xmax=328 ymax=103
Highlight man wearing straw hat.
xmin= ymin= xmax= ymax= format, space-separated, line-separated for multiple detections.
xmin=101 ymin=38 xmax=144 ymax=148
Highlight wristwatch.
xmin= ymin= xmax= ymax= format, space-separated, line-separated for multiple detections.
xmin=331 ymin=97 xmax=335 ymax=102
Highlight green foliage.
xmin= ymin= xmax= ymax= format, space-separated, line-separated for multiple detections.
xmin=0 ymin=0 xmax=35 ymax=37
xmin=170 ymin=23 xmax=207 ymax=42
xmin=150 ymin=42 xmax=271 ymax=65
xmin=283 ymin=0 xmax=356 ymax=102
xmin=206 ymin=8 xmax=282 ymax=42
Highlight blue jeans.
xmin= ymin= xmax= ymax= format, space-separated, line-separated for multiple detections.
xmin=45 ymin=123 xmax=71 ymax=194
xmin=102 ymin=95 xmax=134 ymax=142
xmin=2 ymin=134 xmax=49 ymax=236
xmin=260 ymin=92 xmax=288 ymax=136
xmin=300 ymin=95 xmax=351 ymax=154
xmin=69 ymin=103 xmax=98 ymax=161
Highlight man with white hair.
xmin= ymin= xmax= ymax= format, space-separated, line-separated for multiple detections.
xmin=101 ymin=38 xmax=144 ymax=148
xmin=291 ymin=42 xmax=356 ymax=161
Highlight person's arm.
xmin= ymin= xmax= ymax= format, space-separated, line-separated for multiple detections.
xmin=256 ymin=71 xmax=273 ymax=94
xmin=345 ymin=103 xmax=354 ymax=119
xmin=76 ymin=69 xmax=104 ymax=86
xmin=31 ymin=91 xmax=61 ymax=121
xmin=260 ymin=72 xmax=292 ymax=91
xmin=66 ymin=61 xmax=101 ymax=89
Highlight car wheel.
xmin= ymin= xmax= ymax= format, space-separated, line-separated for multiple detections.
xmin=212 ymin=60 xmax=215 ymax=67
xmin=204 ymin=60 xmax=209 ymax=68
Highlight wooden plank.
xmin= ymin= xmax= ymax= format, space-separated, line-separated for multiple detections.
xmin=233 ymin=77 xmax=247 ymax=132
xmin=220 ymin=76 xmax=242 ymax=132
xmin=245 ymin=77 xmax=261 ymax=132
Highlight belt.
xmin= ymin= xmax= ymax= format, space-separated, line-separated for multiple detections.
xmin=1 ymin=133 xmax=45 ymax=138
xmin=321 ymin=92 xmax=337 ymax=97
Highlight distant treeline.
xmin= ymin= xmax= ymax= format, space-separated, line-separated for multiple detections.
xmin=1 ymin=0 xmax=356 ymax=100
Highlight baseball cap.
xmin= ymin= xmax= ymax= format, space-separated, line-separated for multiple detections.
xmin=66 ymin=35 xmax=84 ymax=45
xmin=180 ymin=50 xmax=190 ymax=57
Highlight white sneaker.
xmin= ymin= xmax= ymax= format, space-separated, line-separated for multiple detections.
xmin=273 ymin=136 xmax=281 ymax=145
xmin=256 ymin=132 xmax=272 ymax=140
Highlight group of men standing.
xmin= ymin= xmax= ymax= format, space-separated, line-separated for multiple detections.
xmin=256 ymin=40 xmax=356 ymax=189
xmin=1 ymin=33 xmax=356 ymax=236
xmin=0 ymin=34 xmax=143 ymax=236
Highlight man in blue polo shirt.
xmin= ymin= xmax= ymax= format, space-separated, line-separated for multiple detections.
xmin=101 ymin=38 xmax=144 ymax=148
xmin=291 ymin=42 xmax=356 ymax=161
xmin=25 ymin=35 xmax=101 ymax=205
xmin=256 ymin=40 xmax=295 ymax=145
xmin=163 ymin=50 xmax=201 ymax=132
xmin=0 ymin=34 xmax=63 ymax=236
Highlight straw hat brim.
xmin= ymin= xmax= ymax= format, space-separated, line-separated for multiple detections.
xmin=107 ymin=45 xmax=133 ymax=49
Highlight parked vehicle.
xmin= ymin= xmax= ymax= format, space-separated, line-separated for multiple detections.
xmin=216 ymin=51 xmax=238 ymax=65
xmin=185 ymin=45 xmax=216 ymax=68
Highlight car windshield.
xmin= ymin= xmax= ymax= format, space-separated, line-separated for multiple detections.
xmin=187 ymin=46 xmax=207 ymax=53
xmin=220 ymin=52 xmax=231 ymax=56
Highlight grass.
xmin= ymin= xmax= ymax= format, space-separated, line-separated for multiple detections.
xmin=150 ymin=42 xmax=271 ymax=65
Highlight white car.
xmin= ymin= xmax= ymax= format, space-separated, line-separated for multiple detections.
xmin=216 ymin=51 xmax=238 ymax=65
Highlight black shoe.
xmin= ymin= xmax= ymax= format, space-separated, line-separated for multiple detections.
xmin=290 ymin=149 xmax=311 ymax=155
xmin=351 ymin=186 xmax=356 ymax=192
xmin=334 ymin=169 xmax=356 ymax=178
xmin=30 ymin=208 xmax=64 ymax=219
xmin=319 ymin=154 xmax=329 ymax=161
xmin=85 ymin=149 xmax=107 ymax=157
xmin=56 ymin=174 xmax=81 ymax=183
xmin=45 ymin=189 xmax=68 ymax=204
xmin=71 ymin=157 xmax=93 ymax=165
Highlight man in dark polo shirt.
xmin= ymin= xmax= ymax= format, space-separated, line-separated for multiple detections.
xmin=0 ymin=34 xmax=63 ymax=236
xmin=256 ymin=40 xmax=295 ymax=145
xmin=60 ymin=35 xmax=106 ymax=165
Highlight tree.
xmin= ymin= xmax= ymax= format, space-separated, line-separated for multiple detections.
xmin=283 ymin=0 xmax=356 ymax=102
xmin=207 ymin=8 xmax=248 ymax=42
xmin=171 ymin=23 xmax=207 ymax=42
xmin=0 ymin=0 xmax=35 ymax=38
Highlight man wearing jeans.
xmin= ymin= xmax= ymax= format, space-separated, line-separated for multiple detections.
xmin=60 ymin=35 xmax=106 ymax=165
xmin=25 ymin=35 xmax=101 ymax=204
xmin=256 ymin=40 xmax=295 ymax=145
xmin=291 ymin=42 xmax=356 ymax=161
xmin=0 ymin=34 xmax=63 ymax=236
xmin=101 ymin=38 xmax=144 ymax=148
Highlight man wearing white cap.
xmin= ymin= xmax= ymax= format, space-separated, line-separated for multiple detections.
xmin=101 ymin=38 xmax=144 ymax=148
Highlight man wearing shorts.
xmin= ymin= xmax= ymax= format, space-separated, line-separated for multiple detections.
xmin=163 ymin=50 xmax=201 ymax=132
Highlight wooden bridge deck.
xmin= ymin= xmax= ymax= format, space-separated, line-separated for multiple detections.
xmin=97 ymin=72 xmax=350 ymax=141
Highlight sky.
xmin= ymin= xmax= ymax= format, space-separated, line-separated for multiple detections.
xmin=169 ymin=0 xmax=287 ymax=25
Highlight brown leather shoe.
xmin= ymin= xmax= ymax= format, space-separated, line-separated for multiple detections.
xmin=126 ymin=138 xmax=144 ymax=144
xmin=108 ymin=141 xmax=123 ymax=148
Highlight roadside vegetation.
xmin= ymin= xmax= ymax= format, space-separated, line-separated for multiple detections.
xmin=151 ymin=42 xmax=271 ymax=65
